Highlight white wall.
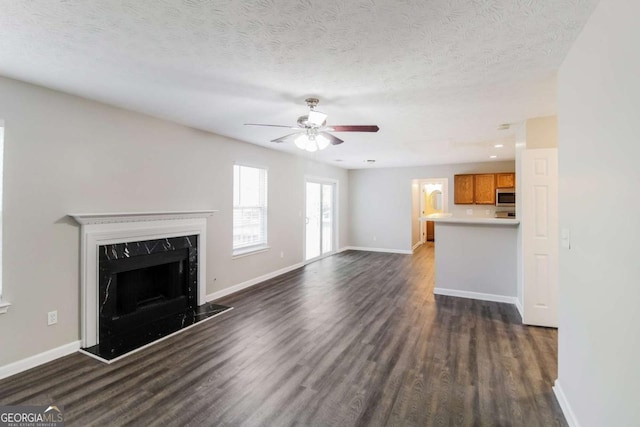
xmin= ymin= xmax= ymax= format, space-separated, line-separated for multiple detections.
xmin=411 ymin=180 xmax=420 ymax=248
xmin=0 ymin=76 xmax=349 ymax=367
xmin=557 ymin=0 xmax=640 ymax=425
xmin=349 ymin=161 xmax=514 ymax=251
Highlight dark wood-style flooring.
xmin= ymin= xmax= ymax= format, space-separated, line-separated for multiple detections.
xmin=0 ymin=244 xmax=566 ymax=426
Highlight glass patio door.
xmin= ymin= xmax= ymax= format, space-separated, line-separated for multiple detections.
xmin=305 ymin=180 xmax=335 ymax=262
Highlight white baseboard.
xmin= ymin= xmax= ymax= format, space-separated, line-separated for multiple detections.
xmin=553 ymin=379 xmax=580 ymax=427
xmin=0 ymin=340 xmax=81 ymax=381
xmin=341 ymin=246 xmax=413 ymax=255
xmin=433 ymin=287 xmax=518 ymax=305
xmin=514 ymin=297 xmax=524 ymax=321
xmin=206 ymin=262 xmax=305 ymax=302
xmin=412 ymin=241 xmax=423 ymax=252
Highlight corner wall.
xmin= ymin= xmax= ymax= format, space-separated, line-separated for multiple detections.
xmin=0 ymin=76 xmax=349 ymax=368
xmin=557 ymin=0 xmax=640 ymax=424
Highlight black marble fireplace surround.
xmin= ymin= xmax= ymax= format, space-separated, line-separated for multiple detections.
xmin=82 ymin=235 xmax=231 ymax=361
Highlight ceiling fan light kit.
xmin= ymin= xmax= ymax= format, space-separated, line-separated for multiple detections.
xmin=245 ymin=98 xmax=379 ymax=152
xmin=295 ymin=133 xmax=330 ymax=152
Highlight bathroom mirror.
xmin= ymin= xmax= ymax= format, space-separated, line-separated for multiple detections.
xmin=430 ymin=190 xmax=443 ymax=211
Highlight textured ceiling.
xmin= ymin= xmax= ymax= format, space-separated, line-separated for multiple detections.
xmin=0 ymin=0 xmax=598 ymax=169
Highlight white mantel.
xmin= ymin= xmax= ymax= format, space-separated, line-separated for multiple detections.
xmin=69 ymin=210 xmax=217 ymax=347
xmin=69 ymin=210 xmax=217 ymax=225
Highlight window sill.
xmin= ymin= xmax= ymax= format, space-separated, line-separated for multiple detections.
xmin=232 ymin=246 xmax=270 ymax=259
xmin=0 ymin=301 xmax=11 ymax=314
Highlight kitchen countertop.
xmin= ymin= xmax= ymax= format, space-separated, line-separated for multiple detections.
xmin=422 ymin=213 xmax=520 ymax=225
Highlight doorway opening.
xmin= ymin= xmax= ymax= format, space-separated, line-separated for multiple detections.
xmin=305 ymin=178 xmax=337 ymax=262
xmin=412 ymin=178 xmax=448 ymax=248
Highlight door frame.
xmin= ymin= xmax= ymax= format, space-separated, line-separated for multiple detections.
xmin=303 ymin=176 xmax=339 ymax=264
xmin=417 ymin=178 xmax=449 ymax=244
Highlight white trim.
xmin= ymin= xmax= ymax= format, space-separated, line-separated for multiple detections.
xmin=68 ymin=210 xmax=216 ymax=225
xmin=78 ymin=307 xmax=233 ymax=364
xmin=433 ymin=287 xmax=518 ymax=305
xmin=515 ymin=297 xmax=524 ymax=321
xmin=412 ymin=241 xmax=423 ymax=252
xmin=0 ymin=301 xmax=10 ymax=314
xmin=232 ymin=245 xmax=270 ymax=259
xmin=303 ymin=176 xmax=340 ymax=263
xmin=417 ymin=178 xmax=449 ymax=245
xmin=553 ymin=379 xmax=580 ymax=427
xmin=69 ymin=212 xmax=215 ymax=348
xmin=304 ymin=251 xmax=336 ymax=265
xmin=233 ymin=161 xmax=269 ymax=171
xmin=206 ymin=262 xmax=305 ymax=302
xmin=0 ymin=341 xmax=81 ymax=381
xmin=341 ymin=246 xmax=413 ymax=255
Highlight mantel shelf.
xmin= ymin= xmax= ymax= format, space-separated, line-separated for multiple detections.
xmin=68 ymin=210 xmax=218 ymax=225
xmin=0 ymin=301 xmax=11 ymax=314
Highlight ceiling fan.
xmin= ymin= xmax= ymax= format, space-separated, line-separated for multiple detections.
xmin=244 ymin=98 xmax=379 ymax=152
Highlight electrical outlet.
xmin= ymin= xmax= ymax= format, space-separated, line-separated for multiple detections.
xmin=466 ymin=209 xmax=473 ymax=215
xmin=373 ymin=236 xmax=377 ymax=242
xmin=280 ymin=251 xmax=284 ymax=258
xmin=47 ymin=310 xmax=58 ymax=326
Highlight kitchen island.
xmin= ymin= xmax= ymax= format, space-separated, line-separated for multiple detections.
xmin=425 ymin=214 xmax=520 ymax=307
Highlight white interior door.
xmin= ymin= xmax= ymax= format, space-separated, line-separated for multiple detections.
xmin=522 ymin=148 xmax=558 ymax=327
xmin=305 ymin=180 xmax=335 ymax=262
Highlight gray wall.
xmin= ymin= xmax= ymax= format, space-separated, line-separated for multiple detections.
xmin=0 ymin=76 xmax=349 ymax=367
xmin=435 ymin=223 xmax=517 ymax=297
xmin=558 ymin=0 xmax=640 ymax=424
xmin=349 ymin=161 xmax=515 ymax=251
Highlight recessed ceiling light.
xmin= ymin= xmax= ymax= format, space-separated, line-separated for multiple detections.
xmin=497 ymin=123 xmax=510 ymax=130
xmin=494 ymin=144 xmax=504 ymax=148
xmin=490 ymin=155 xmax=497 ymax=159
xmin=365 ymin=159 xmax=376 ymax=163
xmin=334 ymin=159 xmax=343 ymax=162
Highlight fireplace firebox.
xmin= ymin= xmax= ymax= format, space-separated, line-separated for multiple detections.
xmin=98 ymin=236 xmax=198 ymax=345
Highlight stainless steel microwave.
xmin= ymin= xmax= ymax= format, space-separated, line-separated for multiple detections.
xmin=496 ymin=188 xmax=516 ymax=207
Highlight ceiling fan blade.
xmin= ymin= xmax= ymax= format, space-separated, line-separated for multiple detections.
xmin=320 ymin=132 xmax=344 ymax=145
xmin=271 ymin=132 xmax=304 ymax=143
xmin=328 ymin=125 xmax=380 ymax=132
xmin=245 ymin=123 xmax=300 ymax=129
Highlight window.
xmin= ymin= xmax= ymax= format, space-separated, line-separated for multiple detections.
xmin=233 ymin=164 xmax=268 ymax=255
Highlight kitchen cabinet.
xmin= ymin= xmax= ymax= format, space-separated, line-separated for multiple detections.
xmin=454 ymin=173 xmax=496 ymax=204
xmin=496 ymin=173 xmax=515 ymax=188
xmin=474 ymin=174 xmax=496 ymax=204
xmin=454 ymin=174 xmax=474 ymax=204
xmin=426 ymin=220 xmax=435 ymax=241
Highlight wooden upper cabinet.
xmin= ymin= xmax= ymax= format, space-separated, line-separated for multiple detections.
xmin=454 ymin=174 xmax=475 ymax=204
xmin=474 ymin=174 xmax=496 ymax=204
xmin=496 ymin=173 xmax=515 ymax=189
xmin=454 ymin=172 xmax=512 ymax=204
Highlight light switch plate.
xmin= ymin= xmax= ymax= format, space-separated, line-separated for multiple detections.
xmin=561 ymin=228 xmax=571 ymax=249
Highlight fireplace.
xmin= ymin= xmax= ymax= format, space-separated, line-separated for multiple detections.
xmin=70 ymin=211 xmax=231 ymax=362
xmin=98 ymin=235 xmax=198 ymax=345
